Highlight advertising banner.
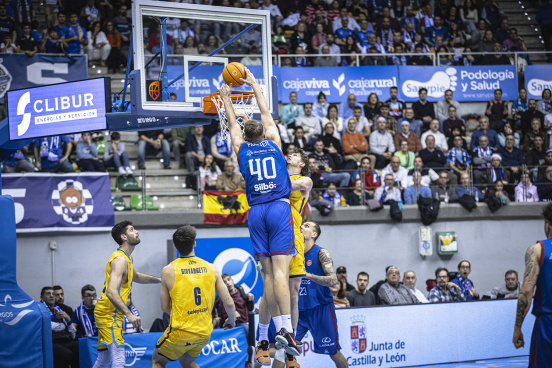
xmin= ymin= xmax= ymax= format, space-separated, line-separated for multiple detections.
xmin=79 ymin=327 xmax=248 ymax=368
xmin=0 ymin=54 xmax=88 ymax=100
xmin=525 ymin=65 xmax=552 ymax=100
xmin=255 ymin=300 xmax=533 ymax=367
xmin=7 ymin=78 xmax=109 ymax=140
xmin=0 ymin=173 xmax=114 ymax=232
xmin=399 ymin=65 xmax=518 ymax=102
xmin=278 ymin=66 xmax=398 ymax=104
xmin=195 ymin=237 xmax=263 ymax=305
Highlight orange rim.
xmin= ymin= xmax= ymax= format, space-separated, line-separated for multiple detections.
xmin=210 ymin=91 xmax=255 ymax=101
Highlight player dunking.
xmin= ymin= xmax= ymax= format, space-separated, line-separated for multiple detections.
xmin=93 ymin=221 xmax=161 ymax=368
xmin=152 ymin=225 xmax=236 ymax=368
xmin=219 ymin=69 xmax=300 ymax=356
xmin=255 ymin=148 xmax=313 ymax=367
xmin=296 ymin=222 xmax=348 ymax=368
xmin=513 ymin=203 xmax=552 ymax=367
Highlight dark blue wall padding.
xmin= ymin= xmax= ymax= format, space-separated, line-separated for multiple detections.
xmin=0 ymin=195 xmax=53 ymax=368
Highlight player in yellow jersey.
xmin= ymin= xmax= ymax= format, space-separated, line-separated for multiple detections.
xmin=152 ymin=225 xmax=237 ymax=368
xmin=255 ymin=148 xmax=312 ymax=368
xmin=93 ymin=221 xmax=161 ymax=368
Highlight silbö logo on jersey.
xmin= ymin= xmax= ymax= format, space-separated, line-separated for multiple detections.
xmin=254 ymin=182 xmax=277 ymax=192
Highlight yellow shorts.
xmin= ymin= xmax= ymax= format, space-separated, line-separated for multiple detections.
xmin=289 ymin=227 xmax=305 ymax=277
xmin=156 ymin=328 xmax=210 ymax=361
xmin=96 ymin=320 xmax=124 ymax=350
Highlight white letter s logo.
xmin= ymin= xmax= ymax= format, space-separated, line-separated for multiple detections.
xmin=16 ymin=91 xmax=31 ymax=137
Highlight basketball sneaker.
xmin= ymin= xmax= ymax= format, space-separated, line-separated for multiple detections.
xmin=275 ymin=328 xmax=301 ymax=356
xmin=255 ymin=340 xmax=270 ymax=366
xmin=285 ymin=353 xmax=300 ymax=368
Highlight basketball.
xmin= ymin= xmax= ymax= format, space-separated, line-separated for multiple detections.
xmin=222 ymin=62 xmax=246 ymax=87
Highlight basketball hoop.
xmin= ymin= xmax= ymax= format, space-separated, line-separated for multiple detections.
xmin=204 ymin=91 xmax=257 ymax=140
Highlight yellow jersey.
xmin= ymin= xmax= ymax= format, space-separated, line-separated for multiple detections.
xmin=169 ymin=256 xmax=215 ymax=336
xmin=289 ymin=173 xmax=307 ymax=277
xmin=94 ymin=249 xmax=133 ymax=326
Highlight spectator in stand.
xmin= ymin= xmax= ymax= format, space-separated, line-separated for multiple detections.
xmin=483 ymin=270 xmax=520 ymax=299
xmin=282 ymin=92 xmax=304 ymax=130
xmin=478 ymin=28 xmax=496 ymax=54
xmin=184 ymin=125 xmax=210 ymax=182
xmin=296 ymin=102 xmax=321 ymax=142
xmin=385 ymin=86 xmax=406 ymax=121
xmin=349 ymin=0 xmax=369 ymax=22
xmin=432 ymin=171 xmax=459 ymax=202
xmin=76 ymin=132 xmax=106 ymax=172
xmin=310 ymin=139 xmax=351 ymax=188
xmin=351 ymin=106 xmax=371 ymax=136
xmin=341 ymin=35 xmax=362 ymax=66
xmin=12 ymin=0 xmax=34 ymax=27
xmin=481 ymin=0 xmax=504 ymax=31
xmin=374 ymin=174 xmax=402 ymax=203
xmin=217 ymin=274 xmax=254 ymax=336
xmin=61 ymin=12 xmax=88 ymax=54
xmin=54 ymin=12 xmax=66 ymax=36
xmin=480 ymin=41 xmax=511 ymax=65
xmin=486 ymin=154 xmax=511 ymax=185
xmin=523 ymin=119 xmax=545 ymax=154
xmin=2 ymin=147 xmax=36 ymax=173
xmin=342 ymin=118 xmax=371 ymax=164
xmin=111 ymin=4 xmax=131 ymax=57
xmin=538 ymin=88 xmax=552 ymax=115
xmin=137 ymin=129 xmax=170 ymax=170
xmin=347 ymin=178 xmax=364 ymax=205
xmin=334 ymin=16 xmax=354 ymax=47
xmin=210 ymin=124 xmax=233 ymax=168
xmin=378 ymin=266 xmax=419 ymax=305
xmin=394 ymin=117 xmax=422 ymax=153
xmin=485 ymin=88 xmax=509 ymax=132
xmin=527 ymin=135 xmax=546 ymax=178
xmin=419 ymin=135 xmax=448 ymax=170
xmin=404 ymin=156 xmax=439 ymax=187
xmin=322 ymin=104 xmax=344 ymax=138
xmin=105 ymin=21 xmax=126 ymax=73
xmin=378 ymin=103 xmax=397 ymax=133
xmin=34 ymin=136 xmax=74 ymax=173
xmin=382 ymin=155 xmax=408 ymax=188
xmin=199 ymin=154 xmax=221 ymax=191
xmin=376 ymin=7 xmax=400 ymax=31
xmin=421 ymin=119 xmax=448 ymax=151
xmin=498 ymin=133 xmax=525 ymax=179
xmin=259 ymin=0 xmax=283 ymax=30
xmin=503 ymin=27 xmax=527 ymax=52
xmin=408 ymin=43 xmax=432 ymax=66
xmin=103 ymin=132 xmax=132 ymax=175
xmin=170 ymin=126 xmax=191 ymax=169
xmin=333 ymin=7 xmax=360 ymax=32
xmin=41 ymin=286 xmax=79 ymax=368
xmin=391 ymin=43 xmax=408 ymax=66
xmin=0 ymin=4 xmax=16 ymax=42
xmin=538 ymin=150 xmax=552 ymax=182
xmin=472 ymin=135 xmax=496 ymax=185
xmin=436 ymin=89 xmax=461 ymax=124
xmin=521 ymin=99 xmax=545 ymax=135
xmin=470 ymin=116 xmax=500 ymax=151
xmin=215 ymin=161 xmax=245 ymax=191
xmin=318 ymin=33 xmax=341 ymax=64
xmin=15 ymin=22 xmax=37 ymax=57
xmin=493 ymin=18 xmax=510 ymax=45
xmin=404 ymin=171 xmax=431 ymax=204
xmin=320 ymin=123 xmax=343 ymax=156
xmin=53 ymin=285 xmax=73 ymax=317
xmin=448 ymin=135 xmax=471 ymax=182
xmin=400 ymin=5 xmax=418 ymax=32
xmin=447 ymin=125 xmax=468 ymax=151
xmin=43 ymin=27 xmax=67 ymax=54
xmin=339 ymin=93 xmax=362 ymax=122
xmin=452 ymin=260 xmax=479 ymax=301
xmin=315 ymin=44 xmax=338 ymax=66
xmin=81 ymin=0 xmax=101 ymax=26
xmin=394 ymin=138 xmax=415 ymax=170
xmin=0 ymin=33 xmax=15 ymax=53
xmin=460 ymin=0 xmax=478 ymax=37
xmin=370 ymin=117 xmax=395 ymax=169
xmin=377 ymin=16 xmax=395 ymax=53
xmin=457 ymin=172 xmax=484 ymax=201
xmin=351 ymin=156 xmax=381 ymax=197
xmin=443 ymin=106 xmax=465 ymax=138
xmin=347 ymin=272 xmax=376 ymax=306
xmin=364 ymin=93 xmax=381 ymax=126
xmin=322 ymin=182 xmax=347 ymax=206
xmin=312 ymin=91 xmax=329 ymax=121
xmin=538 ymin=165 xmax=552 ymax=199
xmin=86 ymin=21 xmax=110 ymax=66
xmin=428 ymin=267 xmax=466 ymax=303
xmin=355 ymin=18 xmax=375 ymax=49
xmin=515 ymin=170 xmax=539 ymax=202
xmin=71 ymin=284 xmax=98 ymax=338
xmin=412 ymin=88 xmax=435 ymax=133
xmin=403 ymin=271 xmax=429 ymax=303
xmin=362 ymin=45 xmax=388 ymax=65
xmin=537 ymin=0 xmax=552 ymax=62
xmin=512 ymin=88 xmax=528 ymax=128
xmin=424 ymin=15 xmax=449 ymax=46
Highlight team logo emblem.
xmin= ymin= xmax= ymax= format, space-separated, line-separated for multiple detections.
xmin=0 ymin=294 xmax=34 ymax=326
xmin=148 ymin=81 xmax=160 ymax=100
xmin=124 ymin=342 xmax=147 ymax=366
xmin=51 ymin=179 xmax=94 ymax=224
xmin=322 ymin=337 xmax=331 ymax=343
xmin=0 ymin=61 xmax=13 ymax=99
xmin=350 ymin=314 xmax=367 ymax=354
xmin=306 ymin=260 xmax=312 ymax=266
xmin=214 ymin=248 xmax=258 ymax=294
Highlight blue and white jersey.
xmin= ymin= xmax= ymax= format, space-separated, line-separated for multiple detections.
xmin=298 ymin=244 xmax=334 ymax=311
xmin=238 ymin=138 xmax=291 ymax=206
xmin=533 ymin=238 xmax=552 ymax=316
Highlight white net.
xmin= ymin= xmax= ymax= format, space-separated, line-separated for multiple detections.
xmin=211 ymin=92 xmax=257 ymax=141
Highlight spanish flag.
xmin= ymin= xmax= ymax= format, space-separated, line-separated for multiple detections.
xmin=203 ymin=191 xmax=250 ymax=225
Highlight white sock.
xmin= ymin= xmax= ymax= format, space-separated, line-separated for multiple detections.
xmin=282 ymin=314 xmax=292 ymax=332
xmin=259 ymin=323 xmax=270 ymax=342
xmin=274 ymin=349 xmax=285 ymax=363
xmin=92 ymin=349 xmax=110 ymax=368
xmin=109 ymin=344 xmax=126 ymax=368
xmin=272 ymin=316 xmax=283 ymax=332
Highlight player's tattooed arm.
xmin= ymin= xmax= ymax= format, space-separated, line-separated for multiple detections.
xmin=306 ymin=249 xmax=338 ymax=287
xmin=134 ymin=269 xmax=161 ymax=283
xmin=513 ymin=242 xmax=541 ymax=348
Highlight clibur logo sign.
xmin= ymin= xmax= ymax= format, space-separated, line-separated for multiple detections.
xmin=525 ymin=65 xmax=552 ymax=99
xmin=8 ymin=78 xmax=109 ymax=140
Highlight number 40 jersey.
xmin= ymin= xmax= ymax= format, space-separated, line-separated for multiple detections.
xmin=239 ymin=139 xmax=292 ymax=206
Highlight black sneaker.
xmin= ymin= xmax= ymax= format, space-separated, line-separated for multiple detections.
xmin=275 ymin=328 xmax=300 ymax=356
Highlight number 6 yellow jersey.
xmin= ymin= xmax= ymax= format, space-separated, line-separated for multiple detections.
xmin=168 ymin=255 xmax=215 ymax=335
